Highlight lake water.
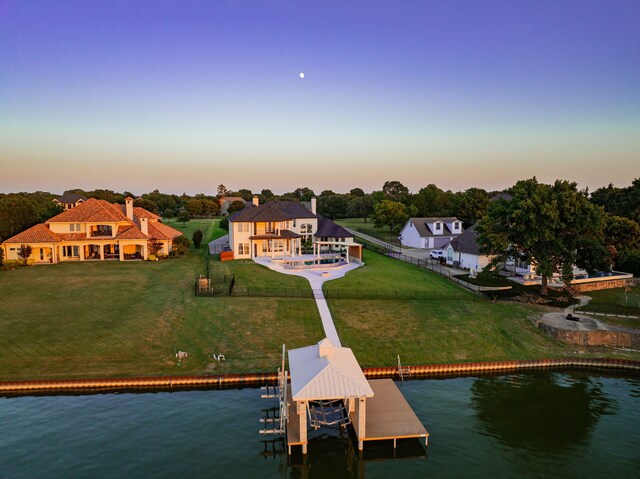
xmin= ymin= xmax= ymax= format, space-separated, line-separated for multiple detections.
xmin=0 ymin=371 xmax=638 ymax=478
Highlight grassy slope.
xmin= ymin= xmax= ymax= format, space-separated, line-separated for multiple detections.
xmin=326 ymin=251 xmax=640 ymax=366
xmin=324 ymin=249 xmax=471 ymax=295
xmin=578 ymin=286 xmax=640 ymax=328
xmin=0 ymin=219 xmax=322 ymax=381
xmin=335 ymin=218 xmax=400 ymax=245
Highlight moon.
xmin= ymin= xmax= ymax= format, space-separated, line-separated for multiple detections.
xmin=299 ymin=72 xmax=304 ymax=79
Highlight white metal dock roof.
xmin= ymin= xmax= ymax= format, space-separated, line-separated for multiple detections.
xmin=288 ymin=338 xmax=374 ymax=401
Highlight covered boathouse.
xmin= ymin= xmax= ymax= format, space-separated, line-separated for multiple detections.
xmin=286 ymin=338 xmax=429 ymax=454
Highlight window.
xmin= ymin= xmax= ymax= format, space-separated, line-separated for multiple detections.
xmin=306 ymin=223 xmax=312 ymax=233
xmin=40 ymin=249 xmax=44 ymax=260
xmin=434 ymin=223 xmax=442 ymax=231
xmin=300 ymin=224 xmax=307 ymax=233
xmin=453 ymin=222 xmax=460 ymax=230
xmin=238 ymin=243 xmax=249 ymax=255
xmin=76 ymin=223 xmax=81 ymax=231
xmin=70 ymin=224 xmax=75 ymax=232
xmin=238 ymin=223 xmax=250 ymax=233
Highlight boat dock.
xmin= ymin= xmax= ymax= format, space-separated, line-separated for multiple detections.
xmin=285 ymin=378 xmax=428 ymax=453
xmin=362 ymin=379 xmax=428 ymax=447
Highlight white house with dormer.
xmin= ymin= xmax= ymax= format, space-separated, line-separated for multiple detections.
xmin=399 ymin=217 xmax=463 ymax=249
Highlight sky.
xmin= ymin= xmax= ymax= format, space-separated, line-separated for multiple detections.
xmin=0 ymin=0 xmax=638 ymax=195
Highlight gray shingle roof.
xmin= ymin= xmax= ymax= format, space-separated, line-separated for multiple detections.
xmin=315 ymin=217 xmax=353 ymax=238
xmin=407 ymin=217 xmax=460 ymax=237
xmin=55 ymin=192 xmax=87 ymax=204
xmin=448 ymin=223 xmax=482 ymax=255
xmin=229 ymin=201 xmax=317 ymax=223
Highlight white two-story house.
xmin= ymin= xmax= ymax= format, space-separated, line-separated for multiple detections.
xmin=228 ymin=197 xmax=362 ymax=262
xmin=399 ymin=217 xmax=463 ymax=249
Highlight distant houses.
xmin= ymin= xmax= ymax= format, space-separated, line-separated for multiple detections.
xmin=399 ymin=217 xmax=463 ymax=249
xmin=219 ymin=196 xmax=247 ymax=215
xmin=53 ymin=192 xmax=87 ymax=210
xmin=444 ymin=224 xmax=492 ymax=271
xmin=1 ymin=197 xmax=182 ymax=264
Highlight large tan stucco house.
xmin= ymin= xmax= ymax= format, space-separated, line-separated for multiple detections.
xmin=1 ymin=197 xmax=182 ymax=264
xmin=228 ymin=196 xmax=362 ymax=262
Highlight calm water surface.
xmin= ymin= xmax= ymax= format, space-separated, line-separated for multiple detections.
xmin=0 ymin=371 xmax=638 ymax=478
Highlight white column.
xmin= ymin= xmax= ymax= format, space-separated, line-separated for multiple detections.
xmin=119 ymin=244 xmax=124 ymax=261
xmin=298 ymin=401 xmax=308 ymax=454
xmin=358 ymin=398 xmax=366 ymax=450
xmin=79 ymin=245 xmax=85 ymax=261
xmin=99 ymin=244 xmax=104 ymax=260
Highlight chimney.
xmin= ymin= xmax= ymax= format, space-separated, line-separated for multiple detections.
xmin=311 ymin=197 xmax=317 ymax=215
xmin=140 ymin=217 xmax=148 ymax=235
xmin=252 ymin=195 xmax=259 ymax=206
xmin=125 ymin=197 xmax=134 ymax=220
xmin=318 ymin=338 xmax=334 ymax=358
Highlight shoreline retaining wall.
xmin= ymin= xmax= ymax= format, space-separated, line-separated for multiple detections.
xmin=1 ymin=358 xmax=638 ymax=394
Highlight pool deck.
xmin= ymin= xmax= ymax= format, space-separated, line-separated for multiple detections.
xmin=286 ymin=378 xmax=428 ymax=453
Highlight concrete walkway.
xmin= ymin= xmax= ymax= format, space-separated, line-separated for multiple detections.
xmin=564 ymin=295 xmax=592 ymax=316
xmin=253 ymin=257 xmax=362 ymax=347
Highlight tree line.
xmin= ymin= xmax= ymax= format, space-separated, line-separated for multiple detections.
xmin=1 ymin=179 xmax=639 ymax=280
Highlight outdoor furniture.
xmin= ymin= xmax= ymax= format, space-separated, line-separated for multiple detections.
xmin=566 ymin=313 xmax=580 ymax=322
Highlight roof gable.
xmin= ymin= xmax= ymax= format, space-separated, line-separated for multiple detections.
xmin=289 ymin=338 xmax=374 ymax=401
xmin=2 ymin=224 xmax=61 ymax=244
xmin=406 ymin=217 xmax=461 ymax=237
xmin=229 ymin=201 xmax=317 ymax=223
xmin=449 ymin=223 xmax=483 ymax=255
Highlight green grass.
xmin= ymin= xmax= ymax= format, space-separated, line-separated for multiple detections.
xmin=1 ymin=224 xmax=638 ymax=382
xmin=329 ymin=300 xmax=576 ymax=366
xmin=576 ymin=286 xmax=640 ymax=325
xmin=0 ymin=220 xmax=322 ymax=381
xmin=324 ymin=249 xmax=471 ymax=296
xmin=335 ymin=218 xmax=401 ymax=245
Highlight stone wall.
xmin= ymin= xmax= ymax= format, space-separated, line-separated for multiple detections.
xmin=572 ymin=278 xmax=635 ymax=293
xmin=538 ymin=322 xmax=640 ymax=349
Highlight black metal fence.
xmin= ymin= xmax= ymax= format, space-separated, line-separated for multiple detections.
xmin=576 ymin=302 xmax=640 ymax=318
xmin=361 ymin=241 xmax=454 ymax=278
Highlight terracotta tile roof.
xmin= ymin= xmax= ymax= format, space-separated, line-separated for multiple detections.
xmin=47 ymin=198 xmax=127 ymax=223
xmin=133 ymin=207 xmax=160 ymax=220
xmin=56 ymin=233 xmax=89 ymax=241
xmin=2 ymin=224 xmax=61 ymax=243
xmin=115 ymin=226 xmax=149 ymax=240
xmin=148 ymin=221 xmax=182 ymax=240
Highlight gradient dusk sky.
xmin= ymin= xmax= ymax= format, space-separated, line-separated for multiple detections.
xmin=1 ymin=0 xmax=638 ymax=195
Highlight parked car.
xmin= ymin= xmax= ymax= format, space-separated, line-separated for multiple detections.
xmin=429 ymin=249 xmax=445 ymax=259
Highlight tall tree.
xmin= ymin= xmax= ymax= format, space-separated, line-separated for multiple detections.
xmin=478 ymin=178 xmax=607 ymax=295
xmin=317 ymin=194 xmax=349 ymax=219
xmin=192 ymin=229 xmax=204 ymax=249
xmin=371 ymin=200 xmax=414 ymax=232
xmin=0 ymin=195 xmax=39 ymax=241
xmin=217 ymin=184 xmax=228 ymax=198
xmin=347 ymin=195 xmax=374 ymax=222
xmin=177 ymin=210 xmax=191 ymax=227
xmin=349 ymin=187 xmax=365 ymax=197
xmin=454 ymin=188 xmax=490 ymax=226
xmin=382 ymin=180 xmax=410 ymax=203
xmin=413 ymin=184 xmax=454 ymax=217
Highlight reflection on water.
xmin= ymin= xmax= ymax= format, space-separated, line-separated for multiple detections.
xmin=0 ymin=371 xmax=638 ymax=478
xmin=470 ymin=373 xmax=616 ymax=453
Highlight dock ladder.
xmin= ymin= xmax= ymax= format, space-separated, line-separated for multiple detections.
xmin=259 ymin=345 xmax=289 ymax=435
xmin=397 ymin=355 xmax=411 ymax=381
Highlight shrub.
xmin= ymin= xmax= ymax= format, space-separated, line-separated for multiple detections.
xmin=171 ymin=236 xmax=190 ymax=256
xmin=147 ymin=254 xmax=157 ymax=261
xmin=219 ymin=217 xmax=229 ymax=231
xmin=18 ymin=244 xmax=32 ymax=265
xmin=617 ymin=249 xmax=640 ymax=276
xmin=192 ymin=229 xmax=203 ymax=248
xmin=0 ymin=247 xmax=3 ymax=266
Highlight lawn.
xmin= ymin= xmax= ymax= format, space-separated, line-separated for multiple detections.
xmin=1 ymin=225 xmax=638 ymax=382
xmin=0 ymin=219 xmax=322 ymax=381
xmin=324 ymin=249 xmax=472 ymax=298
xmin=335 ymin=218 xmax=401 ymax=245
xmin=576 ymin=286 xmax=640 ymax=328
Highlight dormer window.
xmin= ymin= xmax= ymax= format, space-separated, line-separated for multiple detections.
xmin=454 ymin=222 xmax=460 ymax=230
xmin=434 ymin=222 xmax=442 ymax=231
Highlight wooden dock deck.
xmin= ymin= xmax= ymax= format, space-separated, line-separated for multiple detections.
xmin=286 ymin=387 xmax=305 ymax=453
xmin=360 ymin=379 xmax=429 ymax=447
xmin=286 ymin=378 xmax=428 ymax=453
